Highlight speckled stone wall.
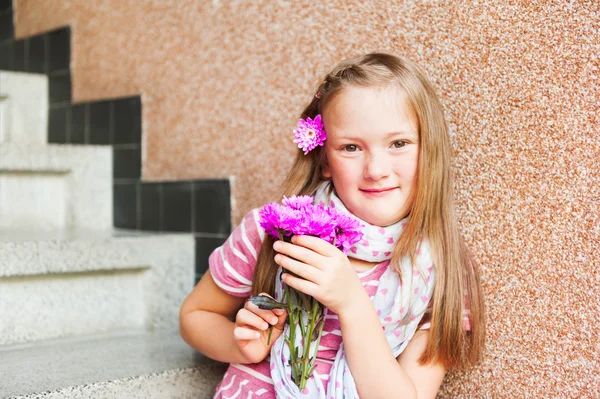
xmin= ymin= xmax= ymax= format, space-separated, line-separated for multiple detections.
xmin=13 ymin=0 xmax=599 ymax=397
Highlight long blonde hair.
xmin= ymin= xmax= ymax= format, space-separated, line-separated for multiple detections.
xmin=251 ymin=53 xmax=485 ymax=370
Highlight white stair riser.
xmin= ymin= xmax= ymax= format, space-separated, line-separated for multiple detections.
xmin=0 ymin=71 xmax=48 ymax=144
xmin=0 ymin=143 xmax=112 ymax=229
xmin=0 ymin=270 xmax=148 ymax=345
xmin=0 ymin=234 xmax=194 ymax=345
xmin=0 ymin=172 xmax=69 ymax=229
xmin=0 ymin=95 xmax=10 ymax=142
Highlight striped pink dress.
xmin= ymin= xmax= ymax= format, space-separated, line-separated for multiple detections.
xmin=208 ymin=209 xmax=433 ymax=399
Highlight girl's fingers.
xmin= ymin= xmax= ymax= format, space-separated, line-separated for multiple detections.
xmin=281 ymin=272 xmax=319 ymax=298
xmin=244 ymin=300 xmax=281 ymax=326
xmin=233 ymin=326 xmax=261 ymax=341
xmin=291 ymin=235 xmax=338 ymax=257
xmin=273 ymin=240 xmax=324 ymax=269
xmin=274 ymin=254 xmax=319 ymax=283
xmin=236 ymin=308 xmax=270 ymax=331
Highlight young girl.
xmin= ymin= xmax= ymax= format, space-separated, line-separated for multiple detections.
xmin=180 ymin=53 xmax=485 ymax=399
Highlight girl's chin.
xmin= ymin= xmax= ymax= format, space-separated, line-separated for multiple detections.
xmin=356 ymin=213 xmax=403 ymax=227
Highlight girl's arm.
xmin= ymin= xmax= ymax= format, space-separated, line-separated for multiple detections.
xmin=338 ymin=294 xmax=446 ymax=399
xmin=180 ymin=271 xmax=288 ymax=365
xmin=179 ymin=271 xmax=248 ymax=364
xmin=396 ymin=330 xmax=447 ymax=399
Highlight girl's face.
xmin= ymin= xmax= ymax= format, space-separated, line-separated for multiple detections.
xmin=322 ymin=85 xmax=419 ymax=227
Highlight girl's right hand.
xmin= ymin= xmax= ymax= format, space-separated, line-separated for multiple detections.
xmin=233 ymin=293 xmax=288 ymax=364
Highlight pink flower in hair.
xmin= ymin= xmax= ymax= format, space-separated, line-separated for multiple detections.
xmin=293 ymin=115 xmax=326 ymax=155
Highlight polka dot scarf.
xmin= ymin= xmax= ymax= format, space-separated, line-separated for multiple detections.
xmin=314 ymin=181 xmax=404 ymax=263
xmin=269 ymin=181 xmax=436 ymax=398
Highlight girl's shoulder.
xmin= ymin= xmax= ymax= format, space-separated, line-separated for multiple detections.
xmin=240 ymin=208 xmax=266 ymax=243
xmin=207 ymin=208 xmax=265 ymax=297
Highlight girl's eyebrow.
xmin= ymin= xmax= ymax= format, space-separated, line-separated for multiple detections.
xmin=337 ymin=130 xmax=417 ymax=139
xmin=384 ymin=130 xmax=417 ymax=137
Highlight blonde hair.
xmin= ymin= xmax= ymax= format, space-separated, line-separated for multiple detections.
xmin=251 ymin=53 xmax=485 ymax=370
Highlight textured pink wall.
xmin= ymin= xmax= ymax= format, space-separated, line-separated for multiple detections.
xmin=14 ymin=0 xmax=599 ymax=397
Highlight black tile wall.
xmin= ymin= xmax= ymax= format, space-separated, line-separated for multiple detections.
xmin=48 ymin=71 xmax=71 ymax=104
xmin=140 ymin=183 xmax=162 ymax=231
xmin=27 ymin=35 xmax=46 ymax=73
xmin=70 ymin=103 xmax=87 ymax=144
xmin=194 ymin=180 xmax=231 ymax=235
xmin=0 ymin=10 xmax=13 ymax=42
xmin=0 ymin=40 xmax=12 ymax=69
xmin=88 ymin=101 xmax=111 ymax=144
xmin=0 ymin=0 xmax=12 ymax=12
xmin=162 ymin=182 xmax=193 ymax=232
xmin=114 ymin=183 xmax=138 ymax=229
xmin=195 ymin=236 xmax=227 ymax=276
xmin=113 ymin=97 xmax=142 ymax=145
xmin=113 ymin=147 xmax=141 ymax=179
xmin=12 ymin=39 xmax=24 ymax=70
xmin=48 ymin=27 xmax=70 ymax=72
xmin=0 ymin=1 xmax=10 ymax=13
xmin=48 ymin=107 xmax=68 ymax=143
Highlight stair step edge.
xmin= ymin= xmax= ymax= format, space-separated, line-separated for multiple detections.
xmin=0 ymin=329 xmax=228 ymax=398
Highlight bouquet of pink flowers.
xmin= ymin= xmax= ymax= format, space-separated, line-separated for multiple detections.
xmin=254 ymin=195 xmax=363 ymax=389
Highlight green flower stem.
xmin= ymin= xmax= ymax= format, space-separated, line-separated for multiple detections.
xmin=283 ymin=276 xmax=299 ymax=383
xmin=300 ymin=296 xmax=323 ymax=389
xmin=274 ymin=232 xmax=328 ymax=389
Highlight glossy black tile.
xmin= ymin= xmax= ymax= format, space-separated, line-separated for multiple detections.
xmin=0 ymin=11 xmax=13 ymax=42
xmin=140 ymin=183 xmax=161 ymax=231
xmin=48 ymin=106 xmax=67 ymax=143
xmin=69 ymin=103 xmax=87 ymax=144
xmin=113 ymin=97 xmax=142 ymax=145
xmin=48 ymin=71 xmax=71 ymax=104
xmin=0 ymin=40 xmax=12 ymax=69
xmin=113 ymin=146 xmax=141 ymax=179
xmin=195 ymin=236 xmax=227 ymax=275
xmin=0 ymin=0 xmax=12 ymax=12
xmin=193 ymin=180 xmax=231 ymax=235
xmin=27 ymin=34 xmax=46 ymax=73
xmin=88 ymin=101 xmax=111 ymax=144
xmin=162 ymin=182 xmax=193 ymax=232
xmin=48 ymin=27 xmax=70 ymax=72
xmin=113 ymin=182 xmax=138 ymax=229
xmin=12 ymin=38 xmax=24 ymax=70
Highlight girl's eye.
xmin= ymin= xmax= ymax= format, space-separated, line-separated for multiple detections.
xmin=343 ymin=144 xmax=358 ymax=152
xmin=392 ymin=141 xmax=407 ymax=149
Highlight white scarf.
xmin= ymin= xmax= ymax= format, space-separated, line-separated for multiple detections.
xmin=269 ymin=182 xmax=436 ymax=398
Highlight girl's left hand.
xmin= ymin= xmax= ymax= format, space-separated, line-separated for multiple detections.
xmin=273 ymin=235 xmax=366 ymax=315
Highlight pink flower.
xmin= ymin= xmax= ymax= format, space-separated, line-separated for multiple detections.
xmin=293 ymin=115 xmax=326 ymax=155
xmin=259 ymin=196 xmax=363 ymax=254
xmin=282 ymin=195 xmax=313 ymax=210
xmin=301 ymin=205 xmax=337 ymax=243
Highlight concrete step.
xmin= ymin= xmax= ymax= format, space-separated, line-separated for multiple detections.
xmin=0 ymin=228 xmax=194 ymax=345
xmin=0 ymin=71 xmax=48 ymax=145
xmin=0 ymin=142 xmax=112 ymax=229
xmin=0 ymin=329 xmax=228 ymax=399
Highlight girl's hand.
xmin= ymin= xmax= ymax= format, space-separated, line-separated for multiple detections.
xmin=233 ymin=293 xmax=288 ymax=364
xmin=273 ymin=235 xmax=366 ymax=315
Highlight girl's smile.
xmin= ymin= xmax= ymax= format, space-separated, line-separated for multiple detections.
xmin=360 ymin=187 xmax=399 ymax=196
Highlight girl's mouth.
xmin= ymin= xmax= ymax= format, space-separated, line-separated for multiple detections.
xmin=360 ymin=187 xmax=398 ymax=196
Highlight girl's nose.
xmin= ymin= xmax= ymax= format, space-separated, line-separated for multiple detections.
xmin=364 ymin=152 xmax=391 ymax=181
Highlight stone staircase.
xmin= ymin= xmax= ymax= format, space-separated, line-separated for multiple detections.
xmin=0 ymin=71 xmax=226 ymax=398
